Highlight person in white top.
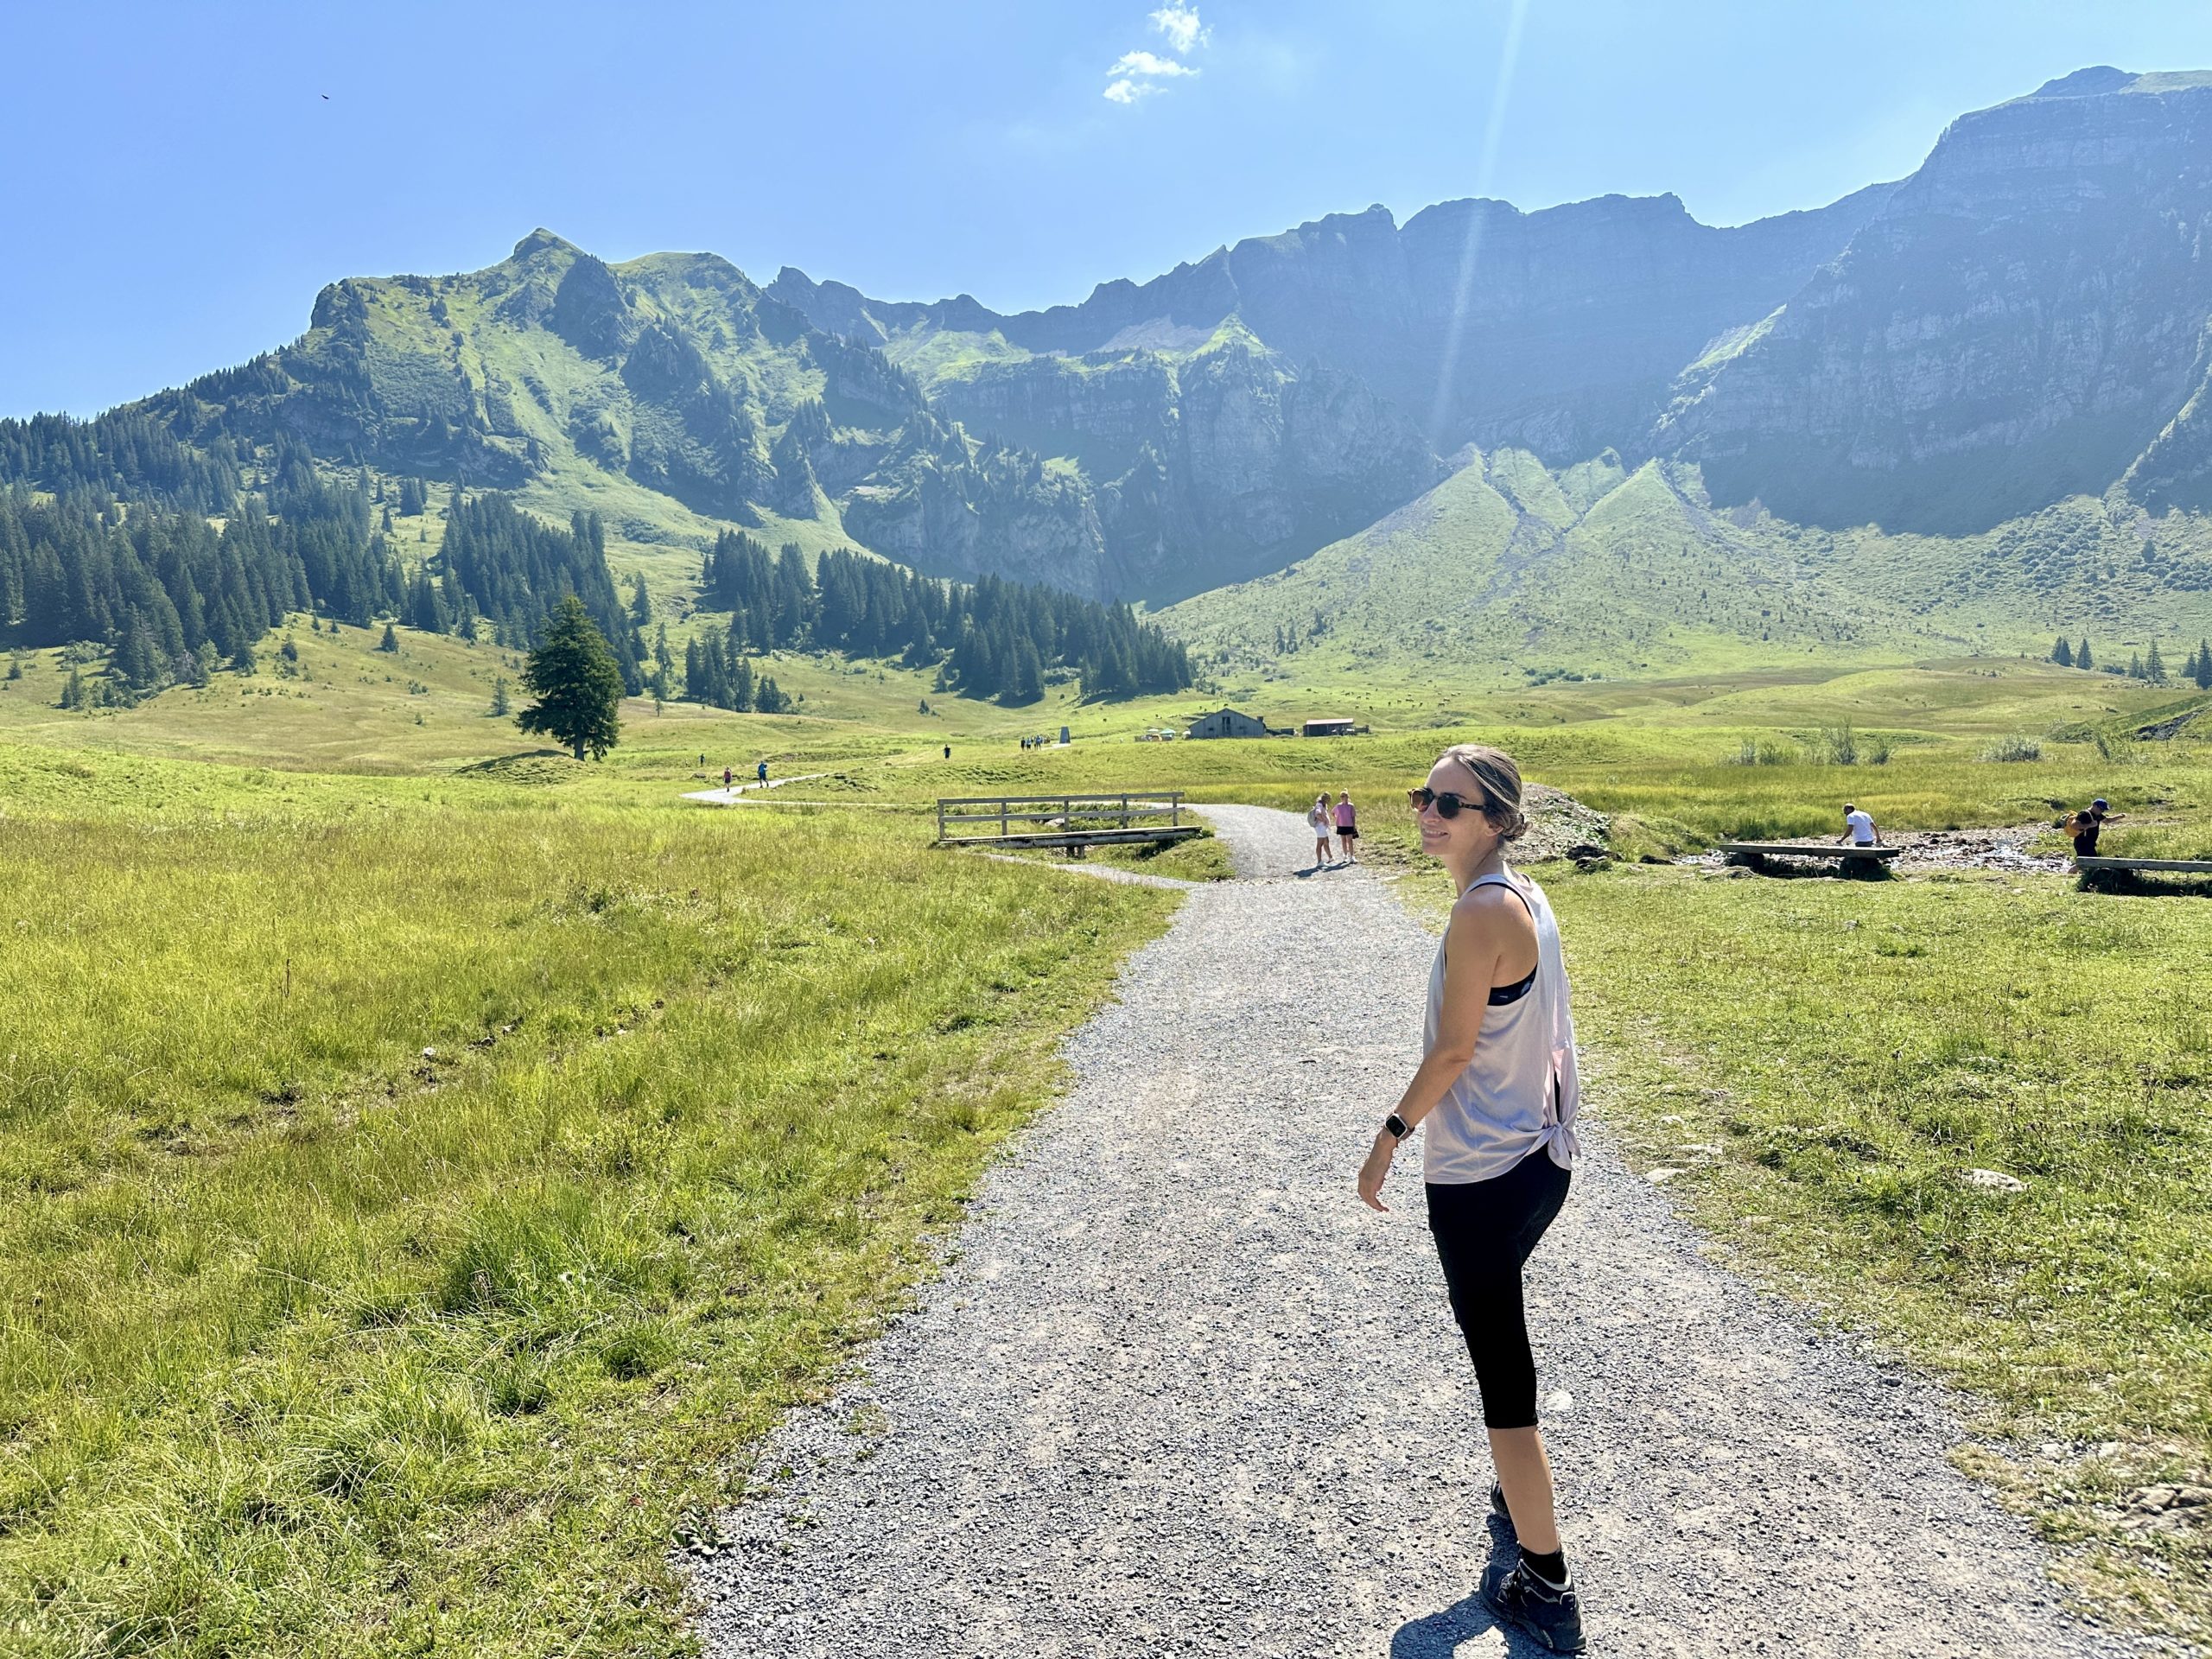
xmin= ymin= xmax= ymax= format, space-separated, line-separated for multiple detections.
xmin=1354 ymin=743 xmax=1587 ymax=1653
xmin=1838 ymin=803 xmax=1879 ymax=847
xmin=1308 ymin=792 xmax=1335 ymax=868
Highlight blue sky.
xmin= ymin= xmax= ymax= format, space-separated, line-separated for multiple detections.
xmin=9 ymin=0 xmax=2212 ymax=417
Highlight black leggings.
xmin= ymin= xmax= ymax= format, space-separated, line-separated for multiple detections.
xmin=1427 ymin=1152 xmax=1571 ymax=1429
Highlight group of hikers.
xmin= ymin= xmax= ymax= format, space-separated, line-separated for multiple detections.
xmin=715 ymin=760 xmax=769 ymax=790
xmin=1306 ymin=790 xmax=1361 ymax=867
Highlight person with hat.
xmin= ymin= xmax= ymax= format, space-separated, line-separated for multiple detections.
xmin=2063 ymin=798 xmax=2121 ymax=860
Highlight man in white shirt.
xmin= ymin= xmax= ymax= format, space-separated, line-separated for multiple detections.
xmin=1837 ymin=803 xmax=1879 ymax=846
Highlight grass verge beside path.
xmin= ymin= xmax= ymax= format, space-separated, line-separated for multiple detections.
xmin=1391 ymin=858 xmax=2211 ymax=1647
xmin=0 ymin=747 xmax=1179 ymax=1657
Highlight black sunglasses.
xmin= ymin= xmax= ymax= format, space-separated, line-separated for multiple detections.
xmin=1408 ymin=785 xmax=1489 ymax=819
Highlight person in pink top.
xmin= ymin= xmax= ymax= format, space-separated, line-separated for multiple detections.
xmin=1334 ymin=792 xmax=1358 ymax=863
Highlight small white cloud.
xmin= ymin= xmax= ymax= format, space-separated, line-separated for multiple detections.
xmin=1110 ymin=49 xmax=1198 ymax=79
xmin=1105 ymin=3 xmax=1207 ymax=106
xmin=1150 ymin=3 xmax=1208 ymax=54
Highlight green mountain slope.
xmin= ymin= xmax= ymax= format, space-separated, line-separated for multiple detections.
xmin=1163 ymin=451 xmax=2212 ymax=690
xmin=133 ymin=232 xmax=1116 ymax=596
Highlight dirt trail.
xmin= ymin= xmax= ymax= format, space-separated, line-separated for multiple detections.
xmin=696 ymin=805 xmax=2132 ymax=1657
xmin=681 ymin=772 xmax=832 ymax=804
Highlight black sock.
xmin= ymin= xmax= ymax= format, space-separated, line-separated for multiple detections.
xmin=1520 ymin=1548 xmax=1569 ymax=1588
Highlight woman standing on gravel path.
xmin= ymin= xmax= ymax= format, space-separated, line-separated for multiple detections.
xmin=1308 ymin=792 xmax=1336 ymax=868
xmin=1355 ymin=743 xmax=1587 ymax=1654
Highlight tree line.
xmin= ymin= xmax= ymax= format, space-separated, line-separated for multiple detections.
xmin=693 ymin=533 xmax=1191 ymax=705
xmin=0 ymin=469 xmax=402 ymax=700
xmin=2 ymin=409 xmax=1187 ymax=711
xmin=2051 ymin=634 xmax=2212 ymax=689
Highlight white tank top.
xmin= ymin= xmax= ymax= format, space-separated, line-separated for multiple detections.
xmin=1421 ymin=868 xmax=1583 ymax=1185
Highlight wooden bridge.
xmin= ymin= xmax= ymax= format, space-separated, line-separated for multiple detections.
xmin=936 ymin=791 xmax=1202 ymax=855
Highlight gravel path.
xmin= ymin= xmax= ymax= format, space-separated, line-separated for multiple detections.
xmin=696 ymin=805 xmax=2133 ymax=1657
xmin=681 ymin=772 xmax=832 ymax=804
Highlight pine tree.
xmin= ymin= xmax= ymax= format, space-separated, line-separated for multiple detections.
xmin=489 ymin=675 xmax=511 ymax=717
xmin=2147 ymin=641 xmax=2169 ymax=684
xmin=378 ymin=622 xmax=399 ymax=653
xmin=2196 ymin=640 xmax=2212 ymax=690
xmin=630 ymin=573 xmax=652 ymax=626
xmin=58 ymin=667 xmax=85 ymax=709
xmin=2077 ymin=638 xmax=2094 ymax=671
xmin=2128 ymin=651 xmax=2145 ymax=680
xmin=518 ymin=594 xmax=624 ymax=760
xmin=2050 ymin=636 xmax=2073 ymax=667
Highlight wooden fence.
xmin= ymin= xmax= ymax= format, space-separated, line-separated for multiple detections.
xmin=935 ymin=791 xmax=1198 ymax=851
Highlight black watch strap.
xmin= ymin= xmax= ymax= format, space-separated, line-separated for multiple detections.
xmin=1385 ymin=1113 xmax=1411 ymax=1141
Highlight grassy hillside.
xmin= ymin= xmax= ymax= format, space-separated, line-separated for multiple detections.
xmin=1166 ymin=450 xmax=2212 ymax=698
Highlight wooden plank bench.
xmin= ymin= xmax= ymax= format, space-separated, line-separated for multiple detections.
xmin=937 ymin=791 xmax=1201 ymax=856
xmin=1719 ymin=841 xmax=1900 ymax=869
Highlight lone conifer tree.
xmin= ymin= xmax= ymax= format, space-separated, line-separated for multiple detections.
xmin=2051 ymin=636 xmax=2073 ymax=667
xmin=518 ymin=594 xmax=624 ymax=760
xmin=2077 ymin=637 xmax=2094 ymax=671
xmin=378 ymin=622 xmax=399 ymax=653
xmin=2196 ymin=639 xmax=2212 ymax=690
xmin=2147 ymin=640 xmax=2168 ymax=684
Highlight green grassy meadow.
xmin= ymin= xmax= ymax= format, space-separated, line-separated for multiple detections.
xmin=1544 ymin=867 xmax=2212 ymax=1642
xmin=0 ymin=745 xmax=1177 ymax=1656
xmin=4 ymin=617 xmax=2212 ymax=1649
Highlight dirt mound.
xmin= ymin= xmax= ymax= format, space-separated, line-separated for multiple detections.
xmin=1518 ymin=782 xmax=1612 ymax=862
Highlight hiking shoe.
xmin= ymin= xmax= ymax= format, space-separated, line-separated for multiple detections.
xmin=1481 ymin=1556 xmax=1587 ymax=1654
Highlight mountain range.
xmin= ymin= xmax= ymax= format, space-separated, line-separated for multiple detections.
xmin=19 ymin=65 xmax=2212 ymax=678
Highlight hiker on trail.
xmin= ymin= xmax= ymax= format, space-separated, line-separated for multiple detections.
xmin=1308 ymin=793 xmax=1336 ymax=868
xmin=757 ymin=760 xmax=768 ymax=785
xmin=943 ymin=745 xmax=951 ymax=760
xmin=1356 ymin=743 xmax=1587 ymax=1654
xmin=723 ymin=766 xmax=733 ymax=791
xmin=1334 ymin=791 xmax=1359 ymax=864
xmin=1837 ymin=802 xmax=1879 ymax=847
xmin=2065 ymin=797 xmax=2120 ymax=858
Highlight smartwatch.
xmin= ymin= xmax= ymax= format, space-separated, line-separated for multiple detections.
xmin=1384 ymin=1113 xmax=1411 ymax=1141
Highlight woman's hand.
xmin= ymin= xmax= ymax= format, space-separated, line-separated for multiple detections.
xmin=1357 ymin=1129 xmax=1397 ymax=1212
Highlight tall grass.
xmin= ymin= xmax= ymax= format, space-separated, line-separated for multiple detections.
xmin=0 ymin=764 xmax=1175 ymax=1656
xmin=1539 ymin=866 xmax=2212 ymax=1639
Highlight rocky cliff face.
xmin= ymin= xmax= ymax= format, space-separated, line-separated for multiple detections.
xmin=931 ymin=328 xmax=1445 ymax=599
xmin=766 ymin=183 xmax=1886 ymax=596
xmin=772 ymin=187 xmax=1889 ymax=463
xmin=1656 ymin=69 xmax=2212 ymax=531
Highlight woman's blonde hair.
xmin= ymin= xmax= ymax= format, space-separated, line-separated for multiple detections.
xmin=1438 ymin=743 xmax=1529 ymax=842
